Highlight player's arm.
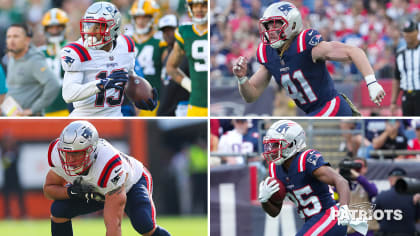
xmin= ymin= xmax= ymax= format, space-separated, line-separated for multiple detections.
xmin=62 ymin=71 xmax=101 ymax=103
xmin=312 ymin=41 xmax=385 ymax=106
xmin=43 ymin=169 xmax=69 ymax=200
xmin=313 ymin=165 xmax=350 ymax=206
xmin=104 ymin=184 xmax=127 ymax=236
xmin=166 ymin=42 xmax=191 ymax=92
xmin=262 ymin=199 xmax=283 ymax=217
xmin=233 ymin=57 xmax=272 ymax=103
xmin=391 ymin=60 xmax=401 ymax=115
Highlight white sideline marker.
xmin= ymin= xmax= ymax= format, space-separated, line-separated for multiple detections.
xmin=220 ymin=183 xmax=236 ymax=236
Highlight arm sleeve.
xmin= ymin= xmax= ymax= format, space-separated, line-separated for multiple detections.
xmin=394 ymin=54 xmax=401 ymax=81
xmin=356 ymin=175 xmax=378 ymax=199
xmin=304 ymin=150 xmax=330 ymax=176
xmin=30 ymin=56 xmax=61 ymax=113
xmin=305 ymin=29 xmax=324 ymax=51
xmin=62 ymin=71 xmax=100 ymax=103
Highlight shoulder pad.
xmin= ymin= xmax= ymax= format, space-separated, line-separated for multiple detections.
xmin=64 ymin=43 xmax=91 ymax=62
xmin=60 ymin=44 xmax=86 ymax=71
xmin=174 ymin=28 xmax=184 ymax=45
xmin=120 ymin=35 xmax=135 ymax=53
xmin=97 ymin=154 xmax=123 ymax=188
xmin=256 ymin=42 xmax=268 ymax=64
xmin=48 ymin=139 xmax=59 ymax=167
xmin=297 ymin=29 xmax=323 ymax=53
xmin=297 ymin=149 xmax=316 ymax=172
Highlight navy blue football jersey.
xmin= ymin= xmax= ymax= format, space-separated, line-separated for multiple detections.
xmin=257 ymin=29 xmax=339 ymax=114
xmin=268 ymin=149 xmax=336 ymax=221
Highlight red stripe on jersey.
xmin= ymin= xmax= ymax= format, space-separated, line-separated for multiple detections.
xmin=330 ymin=96 xmax=341 ymax=116
xmin=65 ymin=43 xmax=92 ymax=62
xmin=48 ymin=139 xmax=59 ymax=167
xmin=98 ymin=154 xmax=122 ymax=188
xmin=249 ymin=165 xmax=258 ymax=201
xmin=142 ymin=168 xmax=156 ymax=228
xmin=121 ymin=35 xmax=135 ymax=52
xmin=298 ymin=149 xmax=312 ymax=172
xmin=262 ymin=44 xmax=267 ymax=62
xmin=297 ymin=29 xmax=310 ymax=53
xmin=315 ymin=96 xmax=340 ymax=117
xmin=269 ymin=162 xmax=277 ymax=178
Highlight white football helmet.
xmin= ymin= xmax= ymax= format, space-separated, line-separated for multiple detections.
xmin=263 ymin=120 xmax=306 ymax=165
xmin=186 ymin=0 xmax=208 ymax=25
xmin=259 ymin=1 xmax=303 ymax=49
xmin=57 ymin=121 xmax=99 ymax=176
xmin=80 ymin=1 xmax=121 ymax=49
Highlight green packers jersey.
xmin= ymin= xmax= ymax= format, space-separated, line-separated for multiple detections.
xmin=39 ymin=41 xmax=68 ymax=113
xmin=175 ymin=24 xmax=208 ymax=108
xmin=134 ymin=36 xmax=167 ymax=96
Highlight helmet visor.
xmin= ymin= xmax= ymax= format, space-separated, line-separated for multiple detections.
xmin=262 ymin=137 xmax=290 ymax=163
xmin=259 ymin=16 xmax=288 ymax=46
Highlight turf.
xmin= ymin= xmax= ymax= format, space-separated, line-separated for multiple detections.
xmin=0 ymin=216 xmax=207 ymax=235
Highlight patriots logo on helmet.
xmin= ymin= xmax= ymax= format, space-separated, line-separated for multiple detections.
xmin=81 ymin=128 xmax=93 ymax=139
xmin=276 ymin=123 xmax=290 ymax=134
xmin=278 ymin=4 xmax=295 ymax=16
xmin=62 ymin=56 xmax=75 ymax=66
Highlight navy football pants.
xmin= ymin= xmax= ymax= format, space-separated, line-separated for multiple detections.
xmin=296 ymin=205 xmax=347 ymax=236
xmin=51 ymin=169 xmax=156 ymax=234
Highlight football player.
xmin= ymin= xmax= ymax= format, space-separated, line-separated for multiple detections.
xmin=40 ymin=8 xmax=70 ymax=116
xmin=129 ymin=0 xmax=167 ymax=116
xmin=259 ymin=120 xmax=360 ymax=235
xmin=44 ymin=120 xmax=171 ymax=236
xmin=166 ymin=0 xmax=208 ymax=117
xmin=60 ymin=1 xmax=157 ymax=117
xmin=233 ymin=2 xmax=386 ymax=116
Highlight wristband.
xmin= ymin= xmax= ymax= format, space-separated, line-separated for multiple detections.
xmin=237 ymin=76 xmax=249 ymax=85
xmin=364 ymin=74 xmax=377 ymax=86
xmin=180 ymin=77 xmax=192 ymax=92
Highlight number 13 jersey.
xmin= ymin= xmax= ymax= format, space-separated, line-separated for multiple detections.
xmin=60 ymin=35 xmax=136 ymax=116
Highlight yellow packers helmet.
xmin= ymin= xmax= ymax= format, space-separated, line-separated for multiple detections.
xmin=41 ymin=8 xmax=69 ymax=43
xmin=130 ymin=0 xmax=160 ymax=35
xmin=186 ymin=0 xmax=208 ymax=25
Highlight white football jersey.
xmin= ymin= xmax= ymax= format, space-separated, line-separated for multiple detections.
xmin=60 ymin=35 xmax=136 ymax=117
xmin=48 ymin=138 xmax=144 ymax=195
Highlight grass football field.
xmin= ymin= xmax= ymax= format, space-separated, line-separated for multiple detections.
xmin=0 ymin=215 xmax=207 ymax=235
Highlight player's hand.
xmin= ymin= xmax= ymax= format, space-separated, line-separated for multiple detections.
xmin=337 ymin=205 xmax=351 ymax=226
xmin=233 ymin=56 xmax=248 ymax=78
xmin=390 ymin=103 xmax=398 ymax=115
xmin=96 ymin=70 xmax=128 ymax=92
xmin=258 ymin=177 xmax=280 ymax=203
xmin=67 ymin=179 xmax=105 ymax=203
xmin=367 ymin=82 xmax=385 ymax=106
xmin=134 ymin=88 xmax=158 ymax=111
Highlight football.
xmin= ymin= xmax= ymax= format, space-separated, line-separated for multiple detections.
xmin=125 ymin=74 xmax=153 ymax=103
xmin=268 ymin=177 xmax=286 ymax=203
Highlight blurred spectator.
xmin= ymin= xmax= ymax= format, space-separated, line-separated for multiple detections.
xmin=39 ymin=8 xmax=71 ymax=116
xmin=407 ymin=120 xmax=420 ymax=159
xmin=1 ymin=131 xmax=26 ymax=218
xmin=210 ymin=119 xmax=220 ymax=152
xmin=0 ymin=65 xmax=7 ymax=105
xmin=169 ymin=144 xmax=192 ymax=214
xmin=188 ymin=137 xmax=207 ymax=214
xmin=391 ymin=19 xmax=420 ymax=116
xmin=372 ymin=119 xmax=408 ymax=159
xmin=347 ymin=157 xmax=379 ymax=236
xmin=5 ymin=24 xmax=60 ymax=116
xmin=374 ymin=167 xmax=420 ymax=236
xmin=340 ymin=120 xmax=370 ymax=158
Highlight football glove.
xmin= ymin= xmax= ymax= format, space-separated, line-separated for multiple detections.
xmin=96 ymin=70 xmax=128 ymax=92
xmin=337 ymin=205 xmax=351 ymax=226
xmin=258 ymin=177 xmax=280 ymax=203
xmin=134 ymin=88 xmax=158 ymax=111
xmin=67 ymin=179 xmax=105 ymax=203
xmin=367 ymin=81 xmax=385 ymax=106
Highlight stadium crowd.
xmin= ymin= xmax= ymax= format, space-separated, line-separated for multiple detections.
xmin=211 ymin=0 xmax=420 ymax=80
xmin=0 ymin=0 xmax=203 ymax=116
